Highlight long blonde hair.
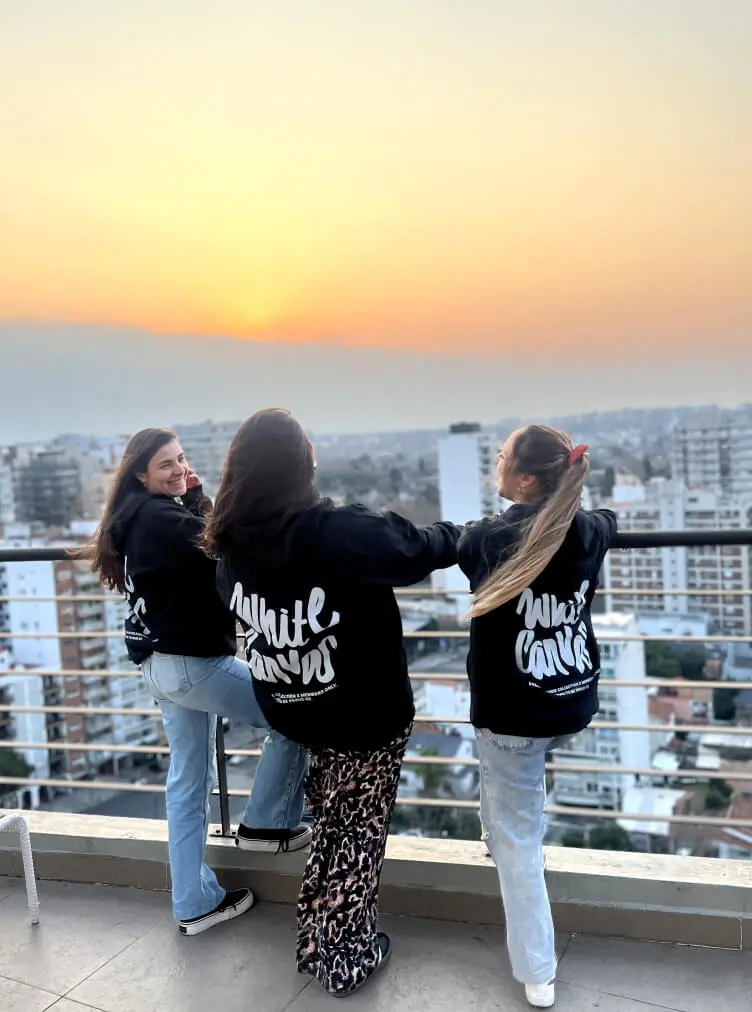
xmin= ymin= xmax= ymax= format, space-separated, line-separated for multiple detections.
xmin=469 ymin=425 xmax=589 ymax=618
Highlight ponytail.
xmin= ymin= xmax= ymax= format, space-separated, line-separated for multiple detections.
xmin=469 ymin=426 xmax=589 ymax=618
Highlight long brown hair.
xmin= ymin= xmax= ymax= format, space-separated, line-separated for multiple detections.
xmin=469 ymin=425 xmax=589 ymax=618
xmin=203 ymin=408 xmax=316 ymax=557
xmin=71 ymin=428 xmax=177 ymax=591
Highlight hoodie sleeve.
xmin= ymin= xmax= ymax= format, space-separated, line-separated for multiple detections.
xmin=457 ymin=519 xmax=513 ymax=591
xmin=183 ymin=485 xmax=213 ymax=518
xmin=583 ymin=508 xmax=618 ymax=560
xmin=139 ymin=497 xmax=208 ymax=569
xmin=316 ymin=505 xmax=461 ymax=587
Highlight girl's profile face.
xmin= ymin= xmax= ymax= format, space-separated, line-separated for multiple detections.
xmin=497 ymin=428 xmax=538 ymax=503
xmin=496 ymin=429 xmax=521 ymax=500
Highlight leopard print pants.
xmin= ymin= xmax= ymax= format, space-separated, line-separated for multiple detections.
xmin=296 ymin=725 xmax=412 ymax=996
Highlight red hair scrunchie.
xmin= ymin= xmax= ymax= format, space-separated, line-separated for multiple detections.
xmin=567 ymin=444 xmax=588 ymax=465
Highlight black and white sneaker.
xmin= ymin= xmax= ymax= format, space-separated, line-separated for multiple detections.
xmin=332 ymin=933 xmax=392 ymax=998
xmin=235 ymin=823 xmax=312 ymax=853
xmin=178 ymin=887 xmax=255 ymax=936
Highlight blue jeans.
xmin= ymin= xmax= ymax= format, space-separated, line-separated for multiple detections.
xmin=142 ymin=651 xmax=308 ymax=921
xmin=476 ymin=730 xmax=566 ymax=986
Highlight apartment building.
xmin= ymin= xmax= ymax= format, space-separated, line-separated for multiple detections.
xmin=552 ymin=614 xmax=650 ymax=811
xmin=604 ymin=480 xmax=752 ymax=637
xmin=671 ymin=418 xmax=752 ymax=498
xmin=177 ymin=419 xmax=240 ymax=496
xmin=435 ymin=423 xmax=499 ymax=596
xmin=0 ymin=529 xmax=159 ymax=791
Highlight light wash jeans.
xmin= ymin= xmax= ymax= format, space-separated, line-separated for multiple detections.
xmin=142 ymin=651 xmax=308 ymax=921
xmin=476 ymin=729 xmax=567 ymax=986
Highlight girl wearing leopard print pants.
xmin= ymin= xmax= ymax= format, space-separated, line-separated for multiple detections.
xmin=205 ymin=408 xmax=461 ymax=997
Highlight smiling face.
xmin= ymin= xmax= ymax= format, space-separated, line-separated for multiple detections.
xmin=137 ymin=439 xmax=188 ymax=497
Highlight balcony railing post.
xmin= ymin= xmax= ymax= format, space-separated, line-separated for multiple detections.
xmin=214 ymin=718 xmax=232 ymax=838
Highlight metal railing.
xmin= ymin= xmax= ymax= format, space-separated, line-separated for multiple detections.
xmin=1 ymin=533 xmax=752 ymax=842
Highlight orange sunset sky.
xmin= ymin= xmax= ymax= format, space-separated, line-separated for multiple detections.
xmin=1 ymin=1 xmax=751 ymax=361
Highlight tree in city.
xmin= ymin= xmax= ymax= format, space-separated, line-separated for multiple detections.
xmin=0 ymin=749 xmax=33 ymax=798
xmin=703 ymin=779 xmax=733 ymax=813
xmin=645 ymin=642 xmax=682 ymax=680
xmin=678 ymin=649 xmax=707 ymax=681
xmin=712 ymin=686 xmax=740 ymax=722
xmin=561 ymin=831 xmax=586 ymax=848
xmin=588 ymin=822 xmax=634 ymax=851
xmin=599 ymin=466 xmax=616 ymax=499
xmin=642 ymin=455 xmax=654 ymax=482
xmin=390 ymin=804 xmax=480 ymax=841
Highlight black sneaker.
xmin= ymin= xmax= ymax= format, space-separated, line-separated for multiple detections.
xmin=178 ymin=887 xmax=255 ymax=936
xmin=235 ymin=823 xmax=312 ymax=853
xmin=332 ymin=933 xmax=392 ymax=998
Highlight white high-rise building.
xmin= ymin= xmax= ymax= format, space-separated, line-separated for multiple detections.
xmin=671 ymin=417 xmax=752 ymax=498
xmin=0 ymin=645 xmax=49 ymax=810
xmin=0 ymin=448 xmax=18 ymax=524
xmin=604 ymin=480 xmax=752 ymax=637
xmin=0 ymin=528 xmax=160 ymax=787
xmin=436 ymin=423 xmax=499 ymax=595
xmin=177 ymin=419 xmax=240 ymax=496
xmin=552 ymin=614 xmax=650 ymax=811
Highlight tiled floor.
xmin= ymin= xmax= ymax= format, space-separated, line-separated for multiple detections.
xmin=0 ymin=876 xmax=749 ymax=1011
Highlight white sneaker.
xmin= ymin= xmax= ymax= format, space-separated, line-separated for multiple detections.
xmin=525 ymin=979 xmax=555 ymax=1008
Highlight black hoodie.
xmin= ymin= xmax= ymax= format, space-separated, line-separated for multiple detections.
xmin=458 ymin=506 xmax=617 ymax=738
xmin=216 ymin=500 xmax=461 ymax=751
xmin=113 ymin=485 xmax=237 ymax=665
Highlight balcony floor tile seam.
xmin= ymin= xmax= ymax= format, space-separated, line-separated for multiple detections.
xmin=49 ymin=998 xmax=108 ymax=1012
xmin=279 ymin=978 xmax=315 ymax=1012
xmin=556 ymin=930 xmax=576 ymax=966
xmin=560 ymin=981 xmax=691 ymax=1011
xmin=58 ymin=927 xmax=157 ymax=1002
xmin=0 ymin=971 xmax=62 ymax=1008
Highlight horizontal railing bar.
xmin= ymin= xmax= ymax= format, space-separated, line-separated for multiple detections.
xmin=0 ymin=705 xmax=162 ymax=716
xmin=391 ymin=796 xmax=752 ymax=828
xmin=3 ymin=667 xmax=752 ymax=693
xmin=0 ymin=741 xmax=171 ymax=755
xmin=612 ymin=530 xmax=752 ymax=548
xmin=2 ymin=704 xmax=751 ymax=738
xmin=2 ymin=776 xmax=750 ymax=827
xmin=1 ymin=529 xmax=749 ymax=566
xmin=0 ymin=632 xmax=120 ymax=640
xmin=413 ymin=716 xmax=752 ymax=736
xmin=408 ymin=673 xmax=752 ymax=690
xmin=402 ymin=632 xmax=752 ymax=643
xmin=3 ymin=629 xmax=752 ymax=645
xmin=2 ymin=740 xmax=750 ymax=785
xmin=0 ymin=669 xmax=143 ymax=679
xmin=543 ymin=805 xmax=752 ymax=828
xmin=0 ymin=776 xmax=165 ymax=793
xmin=0 ymin=595 xmax=115 ymax=603
xmin=4 ymin=586 xmax=752 ymax=603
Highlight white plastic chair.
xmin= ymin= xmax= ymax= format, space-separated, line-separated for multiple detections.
xmin=0 ymin=812 xmax=40 ymax=924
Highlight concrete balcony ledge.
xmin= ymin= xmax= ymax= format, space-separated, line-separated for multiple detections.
xmin=2 ymin=810 xmax=751 ymax=949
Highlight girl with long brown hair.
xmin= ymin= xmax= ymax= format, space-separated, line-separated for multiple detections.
xmin=75 ymin=427 xmax=309 ymax=935
xmin=457 ymin=425 xmax=616 ymax=1009
xmin=205 ymin=408 xmax=461 ymax=998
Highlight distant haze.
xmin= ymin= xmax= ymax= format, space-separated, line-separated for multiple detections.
xmin=1 ymin=322 xmax=750 ymax=443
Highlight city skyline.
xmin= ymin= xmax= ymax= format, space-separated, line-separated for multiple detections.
xmin=2 ymin=1 xmax=751 ymax=394
xmin=2 ymin=321 xmax=752 ymax=444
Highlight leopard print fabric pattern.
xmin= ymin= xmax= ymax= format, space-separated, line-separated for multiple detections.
xmin=296 ymin=725 xmax=412 ymax=996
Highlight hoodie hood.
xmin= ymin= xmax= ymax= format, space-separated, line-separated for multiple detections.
xmin=223 ymin=496 xmax=330 ymax=570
